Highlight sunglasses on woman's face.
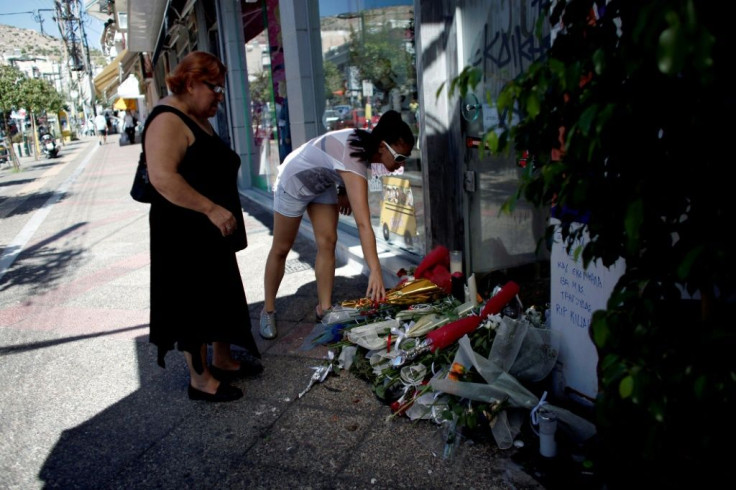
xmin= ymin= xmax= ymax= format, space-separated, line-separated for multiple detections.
xmin=383 ymin=141 xmax=410 ymax=163
xmin=203 ymin=81 xmax=225 ymax=95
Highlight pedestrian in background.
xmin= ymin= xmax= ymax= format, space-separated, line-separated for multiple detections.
xmin=123 ymin=110 xmax=136 ymax=145
xmin=260 ymin=110 xmax=414 ymax=339
xmin=94 ymin=112 xmax=107 ymax=145
xmin=144 ymin=51 xmax=261 ymax=403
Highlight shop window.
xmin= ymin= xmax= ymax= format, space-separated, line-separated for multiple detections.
xmin=318 ymin=1 xmax=424 ymax=257
xmin=243 ymin=0 xmax=287 ymax=193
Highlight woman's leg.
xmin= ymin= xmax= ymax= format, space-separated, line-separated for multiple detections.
xmin=212 ymin=342 xmax=238 ymax=370
xmin=263 ymin=211 xmax=303 ymax=312
xmin=306 ymin=202 xmax=339 ymax=313
xmin=185 ymin=344 xmax=219 ymax=393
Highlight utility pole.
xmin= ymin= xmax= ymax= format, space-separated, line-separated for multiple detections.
xmin=0 ymin=10 xmax=53 ymax=37
xmin=53 ymin=0 xmax=95 ymax=117
xmin=36 ymin=9 xmax=56 ymax=37
xmin=53 ymin=1 xmax=85 ymax=71
xmin=77 ymin=3 xmax=95 ymax=117
xmin=33 ymin=11 xmax=46 ymax=36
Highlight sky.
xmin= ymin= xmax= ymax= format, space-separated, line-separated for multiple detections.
xmin=319 ymin=0 xmax=412 ymax=17
xmin=0 ymin=0 xmax=103 ymax=50
xmin=0 ymin=1 xmax=412 ymax=50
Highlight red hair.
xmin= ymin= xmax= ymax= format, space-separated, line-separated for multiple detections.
xmin=165 ymin=51 xmax=226 ymax=95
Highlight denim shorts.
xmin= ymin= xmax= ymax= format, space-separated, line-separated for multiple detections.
xmin=273 ymin=186 xmax=337 ymax=217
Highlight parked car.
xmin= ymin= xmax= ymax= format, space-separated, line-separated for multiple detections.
xmin=0 ymin=143 xmax=8 ymax=164
xmin=322 ymin=109 xmax=340 ymax=131
xmin=336 ymin=108 xmax=381 ymax=130
xmin=333 ymin=104 xmax=351 ymax=119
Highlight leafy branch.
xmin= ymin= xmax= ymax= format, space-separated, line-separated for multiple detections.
xmin=443 ymin=1 xmax=735 ymax=486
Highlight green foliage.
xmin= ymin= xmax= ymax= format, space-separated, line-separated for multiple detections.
xmin=248 ymin=70 xmax=273 ymax=132
xmin=0 ymin=66 xmax=64 ymax=116
xmin=347 ymin=21 xmax=416 ymax=96
xmin=448 ymin=0 xmax=735 ymax=486
xmin=18 ymin=77 xmax=64 ymax=114
xmin=0 ymin=65 xmax=25 ymax=144
xmin=323 ymin=60 xmax=344 ymax=104
xmin=0 ymin=65 xmax=24 ymax=112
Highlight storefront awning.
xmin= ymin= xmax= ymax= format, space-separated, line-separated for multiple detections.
xmin=117 ymin=73 xmax=141 ymax=98
xmin=242 ymin=1 xmax=266 ymax=43
xmin=93 ymin=49 xmax=139 ymax=102
xmin=127 ymin=0 xmax=168 ymax=53
xmin=113 ymin=97 xmax=138 ymax=110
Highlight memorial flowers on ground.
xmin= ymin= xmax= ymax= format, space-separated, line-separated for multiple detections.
xmin=301 ymin=246 xmax=596 ymax=452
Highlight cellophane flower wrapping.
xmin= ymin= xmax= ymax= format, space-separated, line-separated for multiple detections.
xmin=301 ymin=256 xmax=596 ymax=452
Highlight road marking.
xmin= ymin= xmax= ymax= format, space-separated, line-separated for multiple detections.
xmin=0 ymin=145 xmax=99 ymax=284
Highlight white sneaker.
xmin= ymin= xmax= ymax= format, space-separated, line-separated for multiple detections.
xmin=259 ymin=309 xmax=277 ymax=339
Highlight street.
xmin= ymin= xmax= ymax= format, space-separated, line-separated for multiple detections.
xmin=0 ymin=134 xmax=544 ymax=489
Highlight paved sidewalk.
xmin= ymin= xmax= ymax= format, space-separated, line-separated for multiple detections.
xmin=0 ymin=133 xmax=545 ymax=489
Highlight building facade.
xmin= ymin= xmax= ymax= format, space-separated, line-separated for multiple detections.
xmin=116 ymin=0 xmax=549 ymax=289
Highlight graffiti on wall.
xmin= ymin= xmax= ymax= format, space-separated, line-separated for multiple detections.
xmin=467 ymin=0 xmax=550 ymax=97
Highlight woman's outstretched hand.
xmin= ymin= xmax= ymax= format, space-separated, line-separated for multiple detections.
xmin=366 ymin=269 xmax=386 ymax=302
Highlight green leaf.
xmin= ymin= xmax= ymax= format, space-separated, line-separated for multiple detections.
xmin=596 ymin=104 xmax=615 ymax=134
xmin=658 ymin=25 xmax=680 ymax=75
xmin=693 ymin=375 xmax=706 ymax=399
xmin=593 ymin=48 xmax=606 ymax=75
xmin=525 ymin=91 xmax=540 ymax=119
xmin=565 ymin=62 xmax=582 ymax=94
xmin=591 ymin=312 xmax=611 ymax=347
xmin=435 ymin=81 xmax=447 ymax=99
xmin=548 ymin=59 xmax=567 ymax=89
xmin=496 ymin=85 xmax=515 ymax=114
xmin=572 ymin=244 xmax=584 ymax=263
xmin=577 ymin=105 xmax=598 ymax=137
xmin=468 ymin=67 xmax=482 ymax=90
xmin=485 ymin=130 xmax=499 ymax=153
xmin=619 ymin=375 xmax=634 ymax=398
xmin=658 ymin=10 xmax=687 ymax=75
xmin=677 ymin=245 xmax=703 ymax=280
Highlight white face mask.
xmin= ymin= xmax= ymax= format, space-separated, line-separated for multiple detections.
xmin=371 ymin=162 xmax=404 ymax=177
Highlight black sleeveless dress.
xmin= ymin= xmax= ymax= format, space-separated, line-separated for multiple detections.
xmin=144 ymin=105 xmax=260 ymax=371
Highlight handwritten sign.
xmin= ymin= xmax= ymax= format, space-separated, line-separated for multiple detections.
xmin=549 ymin=219 xmax=625 ymax=404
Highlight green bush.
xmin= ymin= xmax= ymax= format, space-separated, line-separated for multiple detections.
xmin=449 ymin=1 xmax=735 ymax=486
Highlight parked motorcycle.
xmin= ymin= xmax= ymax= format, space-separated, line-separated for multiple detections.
xmin=41 ymin=134 xmax=59 ymax=158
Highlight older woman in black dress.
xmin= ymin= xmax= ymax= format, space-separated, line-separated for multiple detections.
xmin=144 ymin=51 xmax=260 ymax=402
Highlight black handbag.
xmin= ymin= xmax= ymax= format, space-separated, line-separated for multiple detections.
xmin=130 ymin=152 xmax=153 ymax=203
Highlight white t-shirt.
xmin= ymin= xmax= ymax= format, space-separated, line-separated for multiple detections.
xmin=275 ymin=129 xmax=369 ymax=198
xmin=94 ymin=114 xmax=107 ymax=131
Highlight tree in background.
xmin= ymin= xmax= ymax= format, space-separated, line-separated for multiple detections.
xmin=17 ymin=77 xmax=64 ymax=159
xmin=0 ymin=66 xmax=65 ymax=162
xmin=448 ymin=1 xmax=734 ymax=487
xmin=347 ymin=18 xmax=416 ymax=109
xmin=248 ymin=70 xmax=273 ymax=144
xmin=323 ymin=60 xmax=345 ymax=106
xmin=0 ymin=65 xmax=25 ymax=168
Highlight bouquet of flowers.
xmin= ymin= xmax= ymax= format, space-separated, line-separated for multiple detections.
xmin=299 ymin=246 xmax=595 ymax=453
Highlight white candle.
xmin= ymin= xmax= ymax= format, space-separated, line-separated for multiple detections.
xmin=450 ymin=250 xmax=462 ymax=274
xmin=467 ymin=273 xmax=478 ymax=306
